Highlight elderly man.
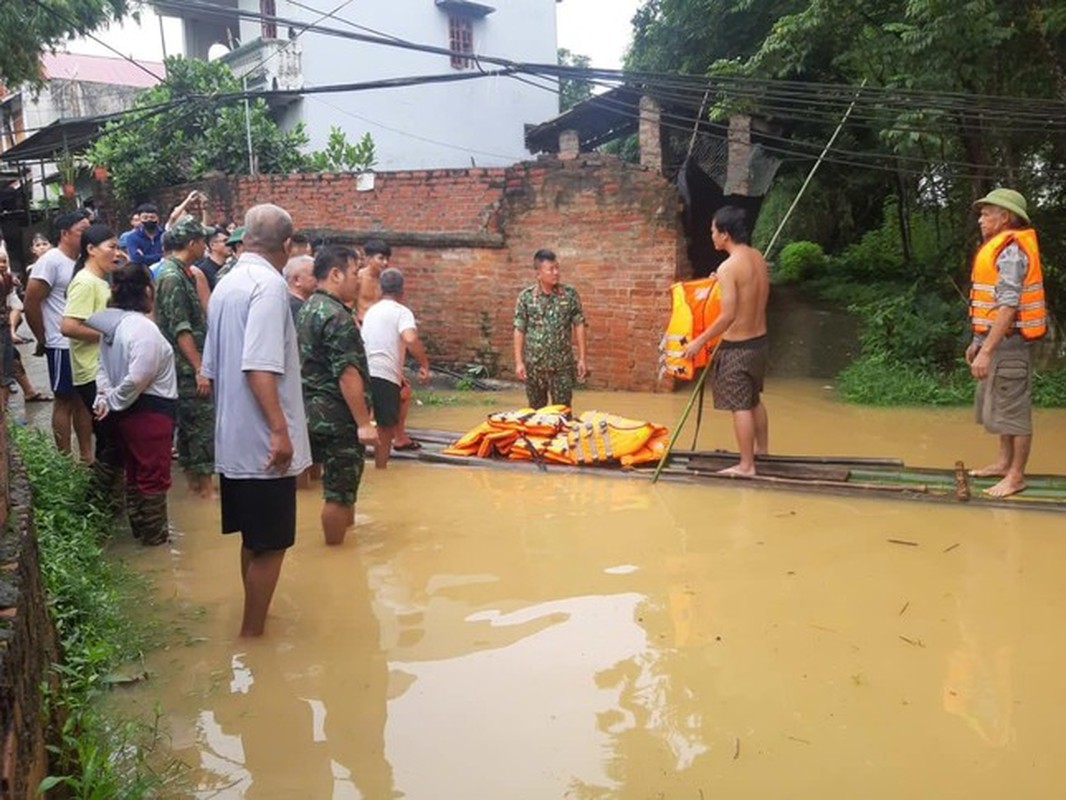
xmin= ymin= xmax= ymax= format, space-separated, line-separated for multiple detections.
xmin=202 ymin=204 xmax=311 ymax=637
xmin=361 ymin=268 xmax=430 ymax=468
xmin=966 ymin=188 xmax=1045 ymax=498
xmin=155 ymin=215 xmax=215 ymax=500
xmin=283 ymin=254 xmax=316 ymax=321
xmin=513 ymin=248 xmax=588 ymax=409
xmin=296 ymin=245 xmax=376 ymax=544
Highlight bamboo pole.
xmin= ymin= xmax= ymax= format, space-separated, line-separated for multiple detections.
xmin=652 ymin=342 xmax=721 ymax=483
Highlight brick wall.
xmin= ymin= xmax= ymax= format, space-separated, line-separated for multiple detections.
xmin=113 ymin=154 xmax=688 ymax=392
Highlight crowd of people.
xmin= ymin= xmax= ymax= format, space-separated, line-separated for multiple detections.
xmin=3 ymin=184 xmax=1042 ymax=636
xmin=14 ymin=197 xmax=434 ymax=637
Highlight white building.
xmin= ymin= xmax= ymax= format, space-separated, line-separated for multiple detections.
xmin=167 ymin=0 xmax=561 ymax=170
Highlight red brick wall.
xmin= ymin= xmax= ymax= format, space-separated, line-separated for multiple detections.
xmin=124 ymin=155 xmax=688 ymax=392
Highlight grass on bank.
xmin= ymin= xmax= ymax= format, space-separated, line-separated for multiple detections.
xmin=12 ymin=427 xmax=177 ymax=798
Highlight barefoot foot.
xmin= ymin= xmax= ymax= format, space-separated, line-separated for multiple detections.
xmin=983 ymin=476 xmax=1027 ymax=498
xmin=969 ymin=464 xmax=1008 ymax=477
xmin=717 ymin=464 xmax=755 ymax=477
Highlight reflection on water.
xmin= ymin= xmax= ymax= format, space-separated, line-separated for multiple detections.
xmin=106 ymin=380 xmax=1066 ymax=799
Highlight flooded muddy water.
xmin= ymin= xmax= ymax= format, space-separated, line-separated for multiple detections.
xmin=74 ymin=380 xmax=1065 ymax=799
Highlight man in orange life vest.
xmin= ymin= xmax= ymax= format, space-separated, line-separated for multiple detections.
xmin=966 ymin=188 xmax=1046 ymax=498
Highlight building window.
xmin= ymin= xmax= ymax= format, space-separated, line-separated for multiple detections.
xmin=261 ymin=0 xmax=277 ymax=39
xmin=449 ymin=15 xmax=474 ymax=69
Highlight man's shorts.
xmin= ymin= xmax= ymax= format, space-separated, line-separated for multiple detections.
xmin=45 ymin=347 xmax=75 ymax=395
xmin=310 ymin=431 xmax=366 ymax=507
xmin=975 ymin=337 xmax=1032 ymax=436
xmin=220 ymin=475 xmax=297 ymax=552
xmin=370 ymin=377 xmax=402 ymax=427
xmin=711 ymin=335 xmax=769 ymax=411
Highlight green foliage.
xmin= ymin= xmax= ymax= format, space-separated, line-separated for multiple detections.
xmin=558 ymin=48 xmax=593 ymax=112
xmin=0 ymin=0 xmax=130 ymax=86
xmin=836 ymin=355 xmax=973 ymax=406
xmin=306 ymin=127 xmax=377 ymax=173
xmin=849 ymin=284 xmax=965 ymax=372
xmin=1033 ymin=368 xmax=1066 ymax=407
xmin=12 ymin=428 xmax=173 ymax=797
xmin=775 ymin=241 xmax=826 ymax=283
xmin=87 ymin=57 xmax=310 ymax=202
xmin=838 ymin=356 xmax=1066 ymax=408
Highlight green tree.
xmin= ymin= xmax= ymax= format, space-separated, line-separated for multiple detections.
xmin=0 ymin=0 xmax=130 ymax=87
xmin=87 ymin=56 xmax=310 ymax=201
xmin=557 ymin=48 xmax=593 ymax=112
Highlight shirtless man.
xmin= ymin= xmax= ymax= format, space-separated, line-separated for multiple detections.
xmin=356 ymin=239 xmax=389 ymax=322
xmin=683 ymin=206 xmax=770 ymax=476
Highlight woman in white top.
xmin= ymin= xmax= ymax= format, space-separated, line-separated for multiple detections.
xmin=86 ymin=263 xmax=178 ymax=546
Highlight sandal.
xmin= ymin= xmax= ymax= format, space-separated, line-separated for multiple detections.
xmin=393 ymin=440 xmax=422 ymax=451
xmin=24 ymin=392 xmax=53 ymax=403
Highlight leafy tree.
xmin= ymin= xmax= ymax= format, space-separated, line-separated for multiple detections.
xmin=0 ymin=0 xmax=130 ymax=87
xmin=305 ymin=126 xmax=376 ymax=172
xmin=557 ymin=48 xmax=593 ymax=112
xmin=87 ymin=57 xmax=310 ymax=201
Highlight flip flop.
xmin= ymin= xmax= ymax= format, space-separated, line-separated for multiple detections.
xmin=393 ymin=440 xmax=422 ymax=451
xmin=24 ymin=393 xmax=53 ymax=402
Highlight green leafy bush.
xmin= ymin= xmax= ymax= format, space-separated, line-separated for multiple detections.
xmin=836 ymin=355 xmax=972 ymax=406
xmin=775 ymin=241 xmax=827 ymax=283
xmin=12 ymin=427 xmax=174 ymax=797
xmin=849 ymin=283 xmax=966 ymax=372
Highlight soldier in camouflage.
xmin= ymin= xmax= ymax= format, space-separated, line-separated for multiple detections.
xmin=213 ymin=225 xmax=245 ymax=283
xmin=513 ymin=249 xmax=588 ymax=409
xmin=296 ymin=245 xmax=377 ymax=546
xmin=154 ymin=215 xmax=216 ymax=499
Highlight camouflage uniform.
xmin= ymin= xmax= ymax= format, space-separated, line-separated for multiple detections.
xmin=514 ymin=283 xmax=586 ymax=408
xmin=155 ymin=250 xmax=215 ymax=476
xmin=297 ymin=289 xmax=370 ymax=507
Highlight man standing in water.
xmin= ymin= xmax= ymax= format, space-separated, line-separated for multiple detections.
xmin=202 ymin=204 xmax=311 ymax=637
xmin=683 ymin=206 xmax=770 ymax=476
xmin=513 ymin=249 xmax=588 ymax=409
xmin=296 ymin=245 xmax=376 ymax=545
xmin=966 ymin=188 xmax=1045 ymax=498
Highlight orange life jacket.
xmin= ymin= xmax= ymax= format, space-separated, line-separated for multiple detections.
xmin=969 ymin=228 xmax=1046 ymax=340
xmin=660 ymin=277 xmax=722 ymax=380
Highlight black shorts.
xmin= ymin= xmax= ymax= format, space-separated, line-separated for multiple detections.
xmin=220 ymin=475 xmax=297 ymax=552
xmin=370 ymin=377 xmax=402 ymax=427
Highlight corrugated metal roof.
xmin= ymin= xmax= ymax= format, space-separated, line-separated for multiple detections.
xmin=41 ymin=52 xmax=164 ymax=89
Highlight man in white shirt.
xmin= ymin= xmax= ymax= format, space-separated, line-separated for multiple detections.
xmin=201 ymin=204 xmax=311 ymax=638
xmin=360 ymin=268 xmax=430 ymax=468
xmin=24 ymin=211 xmax=93 ymax=459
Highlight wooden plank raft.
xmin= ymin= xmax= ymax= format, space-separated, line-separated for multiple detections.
xmin=400 ymin=428 xmax=1066 ymax=513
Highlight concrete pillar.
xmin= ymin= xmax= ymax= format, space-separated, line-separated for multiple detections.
xmin=639 ymin=95 xmax=662 ymax=173
xmin=559 ymin=129 xmax=580 ymax=160
xmin=725 ymin=114 xmax=752 ymax=196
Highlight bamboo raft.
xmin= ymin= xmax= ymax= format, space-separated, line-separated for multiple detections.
xmin=399 ymin=428 xmax=1066 ymax=514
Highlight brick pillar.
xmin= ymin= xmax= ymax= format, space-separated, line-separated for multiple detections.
xmin=725 ymin=114 xmax=752 ymax=196
xmin=559 ymin=129 xmax=580 ymax=160
xmin=639 ymin=95 xmax=662 ymax=173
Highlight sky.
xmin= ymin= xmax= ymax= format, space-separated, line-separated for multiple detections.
xmin=65 ymin=1 xmax=645 ymax=72
xmin=556 ymin=0 xmax=644 ymax=70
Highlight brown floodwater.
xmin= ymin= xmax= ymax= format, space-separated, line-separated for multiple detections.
xmin=35 ymin=379 xmax=1066 ymax=799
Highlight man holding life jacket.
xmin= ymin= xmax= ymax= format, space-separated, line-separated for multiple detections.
xmin=514 ymin=249 xmax=587 ymax=409
xmin=682 ymin=207 xmax=770 ymax=477
xmin=965 ymin=188 xmax=1045 ymax=498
